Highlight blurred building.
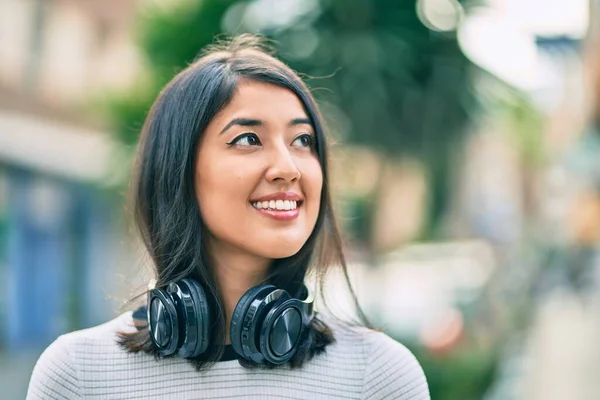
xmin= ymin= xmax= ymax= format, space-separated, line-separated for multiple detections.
xmin=0 ymin=0 xmax=143 ymax=354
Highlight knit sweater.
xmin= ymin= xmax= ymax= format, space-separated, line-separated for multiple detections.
xmin=26 ymin=312 xmax=430 ymax=399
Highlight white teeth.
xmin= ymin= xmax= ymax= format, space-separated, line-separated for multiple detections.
xmin=252 ymin=200 xmax=298 ymax=210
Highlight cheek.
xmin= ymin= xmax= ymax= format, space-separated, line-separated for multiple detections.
xmin=195 ymin=161 xmax=250 ymax=231
xmin=302 ymin=159 xmax=324 ymax=217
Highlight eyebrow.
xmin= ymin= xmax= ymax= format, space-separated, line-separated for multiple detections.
xmin=219 ymin=117 xmax=313 ymax=134
xmin=290 ymin=117 xmax=312 ymax=126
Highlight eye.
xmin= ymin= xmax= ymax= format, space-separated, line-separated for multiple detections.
xmin=292 ymin=133 xmax=315 ymax=148
xmin=227 ymin=133 xmax=262 ymax=147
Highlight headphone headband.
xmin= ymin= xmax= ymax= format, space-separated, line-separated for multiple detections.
xmin=299 ymin=284 xmax=315 ymax=322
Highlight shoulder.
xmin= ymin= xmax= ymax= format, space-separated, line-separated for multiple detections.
xmin=323 ymin=316 xmax=430 ymax=400
xmin=26 ymin=334 xmax=81 ymax=400
xmin=41 ymin=311 xmax=137 ymax=362
xmin=27 ymin=312 xmax=136 ymax=400
xmin=65 ymin=310 xmax=138 ymax=342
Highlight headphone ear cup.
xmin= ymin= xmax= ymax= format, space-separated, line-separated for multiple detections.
xmin=259 ymin=298 xmax=304 ymax=365
xmin=230 ymin=285 xmax=277 ymax=360
xmin=148 ymin=289 xmax=180 ymax=356
xmin=174 ymin=278 xmax=211 ymax=358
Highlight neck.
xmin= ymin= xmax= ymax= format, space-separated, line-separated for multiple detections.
xmin=207 ymin=240 xmax=271 ymax=345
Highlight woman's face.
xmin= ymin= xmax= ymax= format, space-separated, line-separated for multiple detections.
xmin=196 ymin=79 xmax=323 ymax=261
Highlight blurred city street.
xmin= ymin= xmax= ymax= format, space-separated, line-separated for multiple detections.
xmin=3 ymin=0 xmax=600 ymax=399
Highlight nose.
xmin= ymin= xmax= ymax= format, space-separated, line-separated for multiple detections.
xmin=265 ymin=144 xmax=301 ymax=183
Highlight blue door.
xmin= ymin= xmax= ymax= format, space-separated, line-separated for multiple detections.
xmin=5 ymin=169 xmax=71 ymax=351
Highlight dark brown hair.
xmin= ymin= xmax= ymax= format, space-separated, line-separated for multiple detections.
xmin=118 ymin=35 xmax=369 ymax=370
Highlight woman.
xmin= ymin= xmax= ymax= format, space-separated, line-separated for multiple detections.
xmin=27 ymin=35 xmax=429 ymax=399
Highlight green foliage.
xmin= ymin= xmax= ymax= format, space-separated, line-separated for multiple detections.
xmin=107 ymin=0 xmax=238 ymax=145
xmin=411 ymin=342 xmax=498 ymax=400
xmin=137 ymin=0 xmax=234 ymax=80
xmin=504 ymin=94 xmax=545 ymax=166
xmin=104 ymin=79 xmax=161 ymax=146
xmin=274 ymin=0 xmax=474 ymax=160
xmin=342 ymin=194 xmax=374 ymax=244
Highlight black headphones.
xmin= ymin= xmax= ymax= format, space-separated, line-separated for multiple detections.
xmin=147 ymin=278 xmax=315 ymax=365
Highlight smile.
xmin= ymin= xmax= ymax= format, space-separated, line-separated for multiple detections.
xmin=251 ymin=200 xmax=297 ymax=210
xmin=250 ymin=200 xmax=302 ymax=221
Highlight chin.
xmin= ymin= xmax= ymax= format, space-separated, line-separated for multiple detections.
xmin=252 ymin=238 xmax=307 ymax=259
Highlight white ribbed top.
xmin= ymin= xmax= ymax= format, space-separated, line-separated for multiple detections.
xmin=26 ymin=312 xmax=430 ymax=399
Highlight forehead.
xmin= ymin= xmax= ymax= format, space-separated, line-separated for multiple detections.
xmin=218 ymin=79 xmax=308 ymax=121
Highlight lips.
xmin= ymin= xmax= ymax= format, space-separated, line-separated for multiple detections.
xmin=249 ymin=191 xmax=303 ymax=221
xmin=251 ymin=205 xmax=300 ymax=221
